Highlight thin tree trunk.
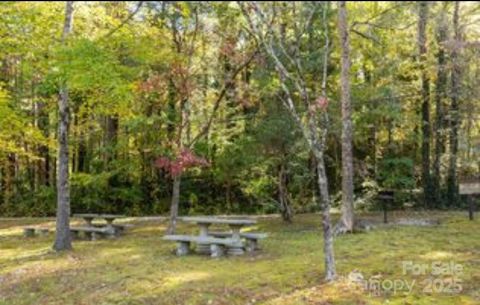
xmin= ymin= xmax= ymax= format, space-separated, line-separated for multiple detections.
xmin=239 ymin=1 xmax=336 ymax=281
xmin=319 ymin=1 xmax=336 ymax=281
xmin=336 ymin=0 xmax=354 ymax=233
xmin=418 ymin=2 xmax=433 ymax=208
xmin=222 ymin=35 xmax=237 ymax=135
xmin=105 ymin=115 xmax=118 ymax=167
xmin=53 ymin=1 xmax=74 ymax=252
xmin=371 ymin=126 xmax=377 ymax=178
xmin=3 ymin=154 xmax=16 ymax=207
xmin=167 ymin=174 xmax=181 ymax=234
xmin=71 ymin=113 xmax=77 ymax=173
xmin=77 ymin=129 xmax=87 ymax=173
xmin=33 ymin=92 xmax=39 ymax=192
xmin=37 ymin=99 xmax=50 ymax=186
xmin=76 ymin=104 xmax=88 ymax=173
xmin=432 ymin=5 xmax=448 ymax=207
xmin=0 ymin=165 xmax=4 ymax=207
xmin=447 ymin=1 xmax=461 ymax=206
xmin=226 ymin=179 xmax=232 ymax=212
xmin=314 ymin=149 xmax=336 ymax=281
xmin=167 ymin=94 xmax=186 ymax=234
xmin=278 ymin=163 xmax=293 ymax=222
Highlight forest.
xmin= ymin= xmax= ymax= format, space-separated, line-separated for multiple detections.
xmin=0 ymin=2 xmax=479 ymax=217
xmin=0 ymin=2 xmax=479 ymax=304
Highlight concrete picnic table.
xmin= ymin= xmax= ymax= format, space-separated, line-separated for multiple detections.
xmin=179 ymin=216 xmax=256 ymax=255
xmin=73 ymin=213 xmax=125 ymax=229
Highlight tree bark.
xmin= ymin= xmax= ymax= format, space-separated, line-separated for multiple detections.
xmin=105 ymin=115 xmax=119 ymax=167
xmin=3 ymin=154 xmax=16 ymax=208
xmin=336 ymin=0 xmax=354 ymax=233
xmin=53 ymin=1 xmax=74 ymax=252
xmin=432 ymin=5 xmax=448 ymax=207
xmin=77 ymin=130 xmax=87 ymax=173
xmin=167 ymin=174 xmax=181 ymax=234
xmin=313 ymin=148 xmax=336 ymax=281
xmin=417 ymin=2 xmax=433 ymax=208
xmin=447 ymin=1 xmax=461 ymax=206
xmin=278 ymin=163 xmax=293 ymax=222
xmin=71 ymin=113 xmax=77 ymax=173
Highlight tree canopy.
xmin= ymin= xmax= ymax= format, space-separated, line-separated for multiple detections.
xmin=0 ymin=1 xmax=478 ymax=219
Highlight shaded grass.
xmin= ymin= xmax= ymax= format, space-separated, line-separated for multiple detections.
xmin=0 ymin=212 xmax=479 ymax=304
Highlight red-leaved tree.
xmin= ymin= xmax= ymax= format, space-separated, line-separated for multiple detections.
xmin=155 ymin=149 xmax=209 ymax=178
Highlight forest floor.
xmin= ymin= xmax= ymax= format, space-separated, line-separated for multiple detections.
xmin=0 ymin=211 xmax=479 ymax=305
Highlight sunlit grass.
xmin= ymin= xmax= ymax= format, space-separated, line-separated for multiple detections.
xmin=0 ymin=212 xmax=478 ymax=304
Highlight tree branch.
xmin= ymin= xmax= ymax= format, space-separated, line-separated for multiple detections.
xmin=188 ymin=47 xmax=259 ymax=147
xmin=101 ymin=1 xmax=144 ymax=40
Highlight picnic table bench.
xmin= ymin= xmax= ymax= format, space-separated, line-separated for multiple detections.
xmin=70 ymin=226 xmax=115 ymax=241
xmin=91 ymin=223 xmax=131 ymax=235
xmin=163 ymin=235 xmax=242 ymax=257
xmin=164 ymin=216 xmax=268 ymax=257
xmin=208 ymin=232 xmax=268 ymax=252
xmin=181 ymin=216 xmax=257 ymax=255
xmin=23 ymin=227 xmax=50 ymax=237
xmin=73 ymin=214 xmax=125 ymax=227
xmin=72 ymin=213 xmax=127 ymax=240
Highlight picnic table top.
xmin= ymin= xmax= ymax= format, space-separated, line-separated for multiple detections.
xmin=179 ymin=216 xmax=256 ymax=226
xmin=73 ymin=213 xmax=125 ymax=219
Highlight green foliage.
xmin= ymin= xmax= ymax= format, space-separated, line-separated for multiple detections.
xmin=378 ymin=157 xmax=415 ymax=190
xmin=0 ymin=2 xmax=478 ymax=217
xmin=0 ymin=86 xmax=48 ymax=158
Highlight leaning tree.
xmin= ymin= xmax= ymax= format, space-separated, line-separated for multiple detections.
xmin=240 ymin=1 xmax=336 ymax=281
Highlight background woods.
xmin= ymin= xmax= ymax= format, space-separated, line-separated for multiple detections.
xmin=0 ymin=1 xmax=479 ymax=219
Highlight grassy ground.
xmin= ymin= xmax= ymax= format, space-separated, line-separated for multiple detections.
xmin=0 ymin=212 xmax=479 ymax=305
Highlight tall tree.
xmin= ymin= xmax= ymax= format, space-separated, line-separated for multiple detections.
xmin=241 ymin=1 xmax=336 ymax=281
xmin=156 ymin=3 xmax=259 ymax=233
xmin=335 ymin=0 xmax=354 ymax=234
xmin=417 ymin=2 xmax=433 ymax=207
xmin=162 ymin=3 xmax=199 ymax=234
xmin=447 ymin=1 xmax=461 ymax=206
xmin=53 ymin=1 xmax=74 ymax=251
xmin=432 ymin=3 xmax=449 ymax=207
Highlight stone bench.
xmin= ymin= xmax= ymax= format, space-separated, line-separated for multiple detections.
xmin=208 ymin=232 xmax=268 ymax=252
xmin=23 ymin=227 xmax=50 ymax=237
xmin=163 ymin=235 xmax=243 ymax=258
xmin=70 ymin=226 xmax=115 ymax=241
xmin=91 ymin=223 xmax=132 ymax=236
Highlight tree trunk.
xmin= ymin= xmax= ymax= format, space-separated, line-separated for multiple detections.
xmin=418 ymin=2 xmax=433 ymax=208
xmin=239 ymin=1 xmax=336 ymax=281
xmin=37 ymin=100 xmax=50 ymax=186
xmin=78 ymin=108 xmax=91 ymax=173
xmin=105 ymin=115 xmax=118 ymax=167
xmin=371 ymin=125 xmax=377 ymax=178
xmin=336 ymin=0 xmax=354 ymax=233
xmin=313 ymin=149 xmax=336 ymax=281
xmin=221 ymin=35 xmax=238 ymax=135
xmin=53 ymin=1 xmax=74 ymax=252
xmin=432 ymin=5 xmax=448 ymax=207
xmin=77 ymin=131 xmax=87 ymax=173
xmin=71 ymin=113 xmax=77 ymax=173
xmin=447 ymin=1 xmax=461 ymax=206
xmin=3 ymin=154 xmax=16 ymax=208
xmin=167 ymin=174 xmax=181 ymax=234
xmin=278 ymin=163 xmax=293 ymax=222
xmin=226 ymin=179 xmax=232 ymax=212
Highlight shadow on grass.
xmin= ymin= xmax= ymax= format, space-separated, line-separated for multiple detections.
xmin=0 ymin=213 xmax=478 ymax=305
